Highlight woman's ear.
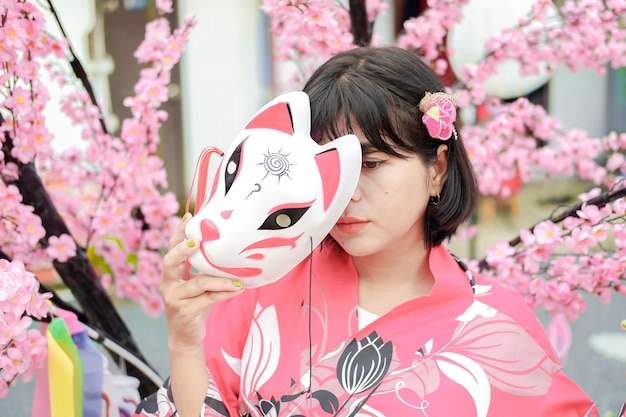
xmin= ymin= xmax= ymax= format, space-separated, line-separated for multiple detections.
xmin=429 ymin=144 xmax=449 ymax=196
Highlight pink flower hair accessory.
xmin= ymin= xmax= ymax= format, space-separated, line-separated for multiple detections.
xmin=419 ymin=91 xmax=459 ymax=140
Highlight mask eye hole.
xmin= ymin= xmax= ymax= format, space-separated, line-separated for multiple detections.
xmin=276 ymin=213 xmax=291 ymax=228
xmin=259 ymin=207 xmax=310 ymax=230
xmin=224 ymin=140 xmax=244 ymax=194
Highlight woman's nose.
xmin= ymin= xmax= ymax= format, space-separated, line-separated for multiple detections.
xmin=350 ymin=177 xmax=363 ymax=202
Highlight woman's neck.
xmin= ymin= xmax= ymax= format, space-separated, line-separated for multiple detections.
xmin=353 ymin=245 xmax=435 ymax=316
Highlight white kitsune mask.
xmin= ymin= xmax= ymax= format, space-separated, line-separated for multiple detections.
xmin=185 ymin=91 xmax=362 ymax=288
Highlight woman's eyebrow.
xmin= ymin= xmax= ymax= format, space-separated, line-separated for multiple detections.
xmin=360 ymin=143 xmax=378 ymax=155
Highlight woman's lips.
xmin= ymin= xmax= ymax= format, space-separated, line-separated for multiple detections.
xmin=335 ymin=218 xmax=368 ymax=234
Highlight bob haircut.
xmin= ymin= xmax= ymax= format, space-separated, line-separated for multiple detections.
xmin=302 ymin=46 xmax=478 ymax=247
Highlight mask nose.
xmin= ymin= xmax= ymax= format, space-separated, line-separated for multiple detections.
xmin=200 ymin=219 xmax=220 ymax=241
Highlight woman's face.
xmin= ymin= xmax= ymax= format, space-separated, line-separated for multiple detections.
xmin=328 ymin=128 xmax=448 ymax=260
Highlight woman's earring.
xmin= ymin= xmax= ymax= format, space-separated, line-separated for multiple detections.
xmin=430 ymin=193 xmax=440 ymax=206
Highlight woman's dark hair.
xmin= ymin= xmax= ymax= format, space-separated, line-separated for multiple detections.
xmin=302 ymin=46 xmax=478 ymax=247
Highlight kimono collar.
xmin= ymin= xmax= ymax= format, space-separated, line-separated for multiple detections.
xmin=429 ymin=245 xmax=475 ymax=293
xmin=327 ymin=244 xmax=475 ymax=304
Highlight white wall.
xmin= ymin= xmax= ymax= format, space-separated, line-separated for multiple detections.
xmin=177 ymin=0 xmax=269 ymax=189
xmin=549 ymin=67 xmax=608 ymax=138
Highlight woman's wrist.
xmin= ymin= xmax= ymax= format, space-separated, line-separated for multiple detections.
xmin=168 ymin=338 xmax=206 ymax=356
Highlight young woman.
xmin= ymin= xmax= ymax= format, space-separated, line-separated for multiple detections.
xmin=136 ymin=47 xmax=597 ymax=417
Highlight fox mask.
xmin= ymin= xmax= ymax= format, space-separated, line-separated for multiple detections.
xmin=185 ymin=91 xmax=361 ymax=288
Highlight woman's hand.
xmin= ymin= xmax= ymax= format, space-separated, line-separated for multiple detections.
xmin=160 ymin=213 xmax=244 ymax=351
xmin=161 ymin=213 xmax=244 ymax=417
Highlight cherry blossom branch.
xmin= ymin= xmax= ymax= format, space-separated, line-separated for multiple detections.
xmin=456 ymin=0 xmax=625 ymax=104
xmin=478 ymin=186 xmax=626 ymax=271
xmin=349 ymin=0 xmax=371 ymax=46
xmin=0 ymin=1 xmax=188 ymax=394
xmin=519 ymin=187 xmax=626 ymax=247
xmin=38 ymin=7 xmax=194 ymax=317
xmin=1 ymin=122 xmax=159 ymax=394
xmin=45 ymin=0 xmax=108 ymax=134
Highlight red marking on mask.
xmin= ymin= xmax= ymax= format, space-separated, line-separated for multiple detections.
xmin=245 ymin=102 xmax=294 ymax=135
xmin=211 ymin=265 xmax=261 ymax=277
xmin=221 ymin=210 xmax=233 ymax=219
xmin=266 ymin=200 xmax=314 ymax=214
xmin=246 ymin=253 xmax=265 ymax=260
xmin=200 ymin=219 xmax=220 ymax=242
xmin=186 ymin=147 xmax=222 ymax=214
xmin=206 ymin=160 xmax=222 ymax=205
xmin=200 ymin=248 xmax=262 ymax=277
xmin=314 ymin=149 xmax=340 ymax=211
xmin=240 ymin=233 xmax=304 ymax=253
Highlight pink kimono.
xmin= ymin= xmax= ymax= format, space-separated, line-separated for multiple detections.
xmin=135 ymin=244 xmax=598 ymax=417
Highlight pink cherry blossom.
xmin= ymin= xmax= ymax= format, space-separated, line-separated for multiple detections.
xmin=576 ymin=204 xmax=610 ymax=224
xmin=139 ymin=292 xmax=165 ymax=318
xmin=565 ymin=227 xmax=597 ymax=254
xmin=532 ymin=220 xmax=562 ymax=246
xmin=0 ymin=259 xmax=50 ymax=396
xmin=45 ymin=234 xmax=77 ymax=262
xmin=454 ymin=225 xmax=478 ymax=242
xmin=156 ymin=0 xmax=173 ymax=14
xmin=485 ymin=241 xmax=516 ymax=267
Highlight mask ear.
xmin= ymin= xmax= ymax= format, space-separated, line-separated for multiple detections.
xmin=314 ymin=148 xmax=341 ymax=212
xmin=185 ymin=147 xmax=223 ymax=215
xmin=314 ymin=134 xmax=362 ymax=212
xmin=244 ymin=102 xmax=294 ymax=135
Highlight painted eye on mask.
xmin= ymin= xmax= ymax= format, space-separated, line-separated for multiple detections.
xmin=258 ymin=206 xmax=311 ymax=230
xmin=224 ymin=140 xmax=245 ymax=194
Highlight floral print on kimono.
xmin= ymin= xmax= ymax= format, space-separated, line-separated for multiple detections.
xmin=234 ymin=291 xmax=562 ymax=416
xmin=134 ymin=244 xmax=598 ymax=417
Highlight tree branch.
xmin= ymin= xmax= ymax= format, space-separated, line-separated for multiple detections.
xmin=349 ymin=0 xmax=372 ymax=46
xmin=46 ymin=0 xmax=108 ymax=134
xmin=478 ymin=186 xmax=626 ymax=271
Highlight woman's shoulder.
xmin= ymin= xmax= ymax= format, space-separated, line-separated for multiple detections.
xmin=472 ymin=272 xmax=533 ymax=313
xmin=469 ymin=270 xmax=558 ymax=354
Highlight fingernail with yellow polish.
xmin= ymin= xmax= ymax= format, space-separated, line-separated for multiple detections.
xmin=182 ymin=212 xmax=192 ymax=222
xmin=233 ymin=279 xmax=243 ymax=289
xmin=186 ymin=238 xmax=196 ymax=248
